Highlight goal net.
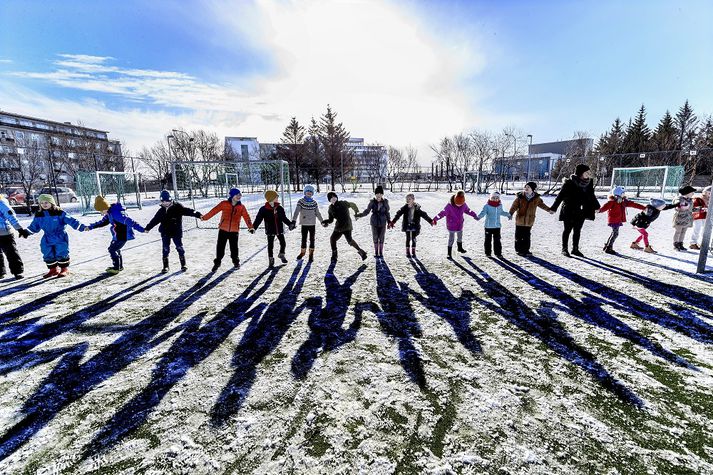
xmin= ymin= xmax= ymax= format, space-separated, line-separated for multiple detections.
xmin=75 ymin=171 xmax=142 ymax=215
xmin=171 ymin=160 xmax=292 ymax=230
xmin=610 ymin=166 xmax=684 ymax=200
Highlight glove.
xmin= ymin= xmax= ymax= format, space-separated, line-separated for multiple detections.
xmin=17 ymin=228 xmax=30 ymax=238
xmin=248 ymin=228 xmax=255 ymax=234
xmin=291 ymin=220 xmax=297 ymax=228
xmin=321 ymin=220 xmax=329 ymax=227
xmin=195 ymin=212 xmax=203 ymax=219
xmin=387 ymin=221 xmax=394 ymax=229
xmin=288 ymin=223 xmax=296 ymax=231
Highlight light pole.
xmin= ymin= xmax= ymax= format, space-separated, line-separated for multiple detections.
xmin=526 ymin=134 xmax=533 ymax=181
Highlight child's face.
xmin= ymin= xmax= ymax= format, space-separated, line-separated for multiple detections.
xmin=305 ymin=191 xmax=313 ymax=199
xmin=101 ymin=209 xmax=108 ymax=216
xmin=375 ymin=193 xmax=383 ymax=201
xmin=490 ymin=196 xmax=500 ymax=202
xmin=524 ymin=185 xmax=533 ymax=194
xmin=161 ymin=201 xmax=171 ymax=208
xmin=330 ymin=197 xmax=337 ymax=204
xmin=232 ymin=194 xmax=241 ymax=204
xmin=40 ymin=201 xmax=52 ymax=210
xmin=704 ymin=190 xmax=711 ymax=199
xmin=406 ymin=196 xmax=415 ymax=206
xmin=684 ymin=192 xmax=694 ymax=198
xmin=582 ymin=170 xmax=592 ymax=180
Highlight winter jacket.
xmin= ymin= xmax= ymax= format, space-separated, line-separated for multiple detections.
xmin=391 ymin=204 xmax=433 ymax=233
xmin=356 ymin=198 xmax=391 ymax=227
xmin=28 ymin=206 xmax=85 ymax=259
xmin=292 ymin=197 xmax=324 ymax=226
xmin=324 ymin=200 xmax=359 ymax=233
xmin=551 ymin=175 xmax=600 ymax=222
xmin=693 ymin=196 xmax=709 ymax=220
xmin=145 ymin=202 xmax=201 ymax=237
xmin=478 ymin=201 xmax=511 ymax=229
xmin=252 ymin=202 xmax=292 ymax=235
xmin=508 ymin=192 xmax=551 ymax=227
xmin=631 ymin=203 xmax=676 ymax=229
xmin=202 ymin=200 xmax=253 ymax=233
xmin=671 ymin=196 xmax=694 ymax=228
xmin=0 ymin=196 xmax=22 ymax=236
xmin=89 ymin=203 xmax=145 ymax=241
xmin=598 ymin=196 xmax=646 ymax=225
xmin=434 ymin=196 xmax=478 ymax=232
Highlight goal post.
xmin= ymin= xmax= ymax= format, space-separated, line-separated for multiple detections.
xmin=171 ymin=160 xmax=292 ymax=230
xmin=610 ymin=166 xmax=684 ymax=200
xmin=75 ymin=170 xmax=142 ymax=215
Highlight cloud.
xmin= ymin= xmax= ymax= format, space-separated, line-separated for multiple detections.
xmin=0 ymin=59 xmax=13 ymax=64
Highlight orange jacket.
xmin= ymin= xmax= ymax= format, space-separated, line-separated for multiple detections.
xmin=202 ymin=200 xmax=253 ymax=232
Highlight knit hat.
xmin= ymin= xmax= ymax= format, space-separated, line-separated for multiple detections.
xmin=228 ymin=188 xmax=241 ymax=200
xmin=612 ymin=186 xmax=626 ymax=197
xmin=489 ymin=191 xmax=501 ymax=200
xmin=454 ymin=191 xmax=466 ymax=206
xmin=304 ymin=184 xmax=315 ymax=194
xmin=93 ymin=195 xmax=110 ymax=212
xmin=38 ymin=193 xmax=56 ymax=206
xmin=575 ymin=164 xmax=590 ymax=177
xmin=374 ymin=185 xmax=384 ymax=195
xmin=327 ymin=191 xmax=338 ymax=202
xmin=678 ymin=185 xmax=696 ymax=196
xmin=525 ymin=181 xmax=537 ymax=191
xmin=265 ymin=189 xmax=278 ymax=202
xmin=159 ymin=190 xmax=172 ymax=202
xmin=649 ymin=198 xmax=666 ymax=208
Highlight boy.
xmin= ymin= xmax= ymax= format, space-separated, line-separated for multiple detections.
xmin=322 ymin=192 xmax=367 ymax=263
xmin=252 ymin=190 xmax=293 ymax=267
xmin=86 ymin=196 xmax=145 ymax=274
xmin=201 ymin=188 xmax=253 ymax=271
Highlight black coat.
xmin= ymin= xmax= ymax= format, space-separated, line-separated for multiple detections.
xmin=356 ymin=198 xmax=391 ymax=227
xmin=145 ymin=202 xmax=201 ymax=237
xmin=324 ymin=201 xmax=359 ymax=233
xmin=392 ymin=204 xmax=433 ymax=233
xmin=252 ymin=203 xmax=291 ymax=235
xmin=630 ymin=203 xmax=676 ymax=229
xmin=551 ymin=175 xmax=600 ymax=222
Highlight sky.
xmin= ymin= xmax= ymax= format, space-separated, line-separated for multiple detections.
xmin=1 ymin=0 xmax=712 ymax=161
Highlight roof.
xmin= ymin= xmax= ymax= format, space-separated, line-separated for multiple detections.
xmin=0 ymin=110 xmax=109 ymax=134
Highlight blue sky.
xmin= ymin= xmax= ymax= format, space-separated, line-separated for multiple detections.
xmin=1 ymin=0 xmax=711 ymax=156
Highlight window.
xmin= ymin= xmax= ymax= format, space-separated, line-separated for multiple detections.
xmin=15 ymin=131 xmax=24 ymax=139
xmin=241 ymin=144 xmax=249 ymax=161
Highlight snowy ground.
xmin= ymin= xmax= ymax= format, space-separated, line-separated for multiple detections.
xmin=0 ymin=191 xmax=712 ymax=474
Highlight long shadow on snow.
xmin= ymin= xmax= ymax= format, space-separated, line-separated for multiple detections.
xmin=407 ymin=258 xmax=482 ymax=355
xmin=491 ymin=258 xmax=695 ymax=369
xmin=291 ymin=262 xmax=367 ymax=380
xmin=619 ymin=254 xmax=713 ymax=281
xmin=81 ymin=267 xmax=278 ymax=458
xmin=0 ymin=268 xmax=238 ymax=461
xmin=454 ymin=257 xmax=644 ymax=408
xmin=0 ymin=273 xmax=173 ymax=375
xmin=210 ymin=262 xmax=312 ymax=426
xmin=528 ymin=256 xmax=713 ymax=344
xmin=0 ymin=278 xmax=48 ymax=299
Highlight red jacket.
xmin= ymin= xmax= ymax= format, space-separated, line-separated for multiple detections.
xmin=693 ymin=196 xmax=708 ymax=220
xmin=202 ymin=200 xmax=253 ymax=232
xmin=599 ymin=197 xmax=645 ymax=225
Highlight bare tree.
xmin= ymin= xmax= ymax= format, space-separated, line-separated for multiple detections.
xmin=386 ymin=146 xmax=406 ymax=192
xmin=12 ymin=143 xmax=46 ymax=212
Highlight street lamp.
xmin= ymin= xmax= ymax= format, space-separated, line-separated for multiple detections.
xmin=526 ymin=134 xmax=533 ymax=181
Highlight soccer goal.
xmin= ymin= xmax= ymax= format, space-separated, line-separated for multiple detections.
xmin=75 ymin=170 xmax=142 ymax=215
xmin=171 ymin=160 xmax=292 ymax=230
xmin=610 ymin=166 xmax=684 ymax=200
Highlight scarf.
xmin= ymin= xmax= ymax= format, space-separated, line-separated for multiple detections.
xmin=487 ymin=199 xmax=500 ymax=207
xmin=524 ymin=192 xmax=535 ymax=201
xmin=572 ymin=175 xmax=591 ymax=189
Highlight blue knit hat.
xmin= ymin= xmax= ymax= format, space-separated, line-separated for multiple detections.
xmin=649 ymin=198 xmax=666 ymax=208
xmin=159 ymin=190 xmax=172 ymax=202
xmin=228 ymin=188 xmax=241 ymax=200
xmin=612 ymin=186 xmax=625 ymax=197
xmin=304 ymin=184 xmax=315 ymax=194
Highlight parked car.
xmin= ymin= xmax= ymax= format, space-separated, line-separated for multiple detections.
xmin=4 ymin=187 xmax=28 ymax=205
xmin=33 ymin=186 xmax=78 ymax=204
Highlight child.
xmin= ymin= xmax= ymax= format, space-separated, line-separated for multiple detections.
xmin=356 ymin=185 xmax=391 ymax=258
xmin=0 ymin=193 xmax=29 ymax=279
xmin=508 ymin=182 xmax=554 ymax=257
xmin=477 ymin=191 xmax=512 ymax=257
xmin=630 ymin=198 xmax=675 ymax=253
xmin=201 ymin=188 xmax=254 ymax=272
xmin=291 ymin=184 xmax=323 ymax=261
xmin=598 ymin=186 xmax=645 ymax=255
xmin=690 ymin=186 xmax=710 ymax=250
xmin=26 ymin=194 xmax=86 ymax=278
xmin=252 ymin=190 xmax=293 ymax=268
xmin=321 ymin=192 xmax=368 ymax=263
xmin=86 ymin=196 xmax=145 ymax=274
xmin=671 ymin=185 xmax=696 ymax=251
xmin=433 ymin=190 xmax=479 ymax=259
xmin=144 ymin=190 xmax=202 ymax=273
xmin=389 ymin=193 xmax=434 ymax=258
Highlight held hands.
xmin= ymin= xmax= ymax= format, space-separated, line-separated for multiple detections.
xmin=248 ymin=228 xmax=255 ymax=234
xmin=387 ymin=221 xmax=394 ymax=229
xmin=431 ymin=218 xmax=437 ymax=226
xmin=321 ymin=220 xmax=329 ymax=228
xmin=195 ymin=212 xmax=203 ymax=219
xmin=17 ymin=228 xmax=30 ymax=238
xmin=549 ymin=210 xmax=555 ymax=215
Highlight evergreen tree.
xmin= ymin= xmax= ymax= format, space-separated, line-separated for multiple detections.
xmin=622 ymin=105 xmax=651 ymax=154
xmin=278 ymin=117 xmax=306 ymax=191
xmin=596 ymin=118 xmax=626 ymax=155
xmin=675 ymin=100 xmax=698 ymax=150
xmin=651 ymin=111 xmax=678 ymax=151
xmin=317 ymin=105 xmax=351 ymax=190
xmin=304 ymin=118 xmax=326 ymax=192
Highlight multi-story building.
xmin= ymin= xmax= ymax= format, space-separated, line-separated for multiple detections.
xmin=495 ymin=138 xmax=594 ymax=180
xmin=0 ymin=110 xmax=123 ymax=189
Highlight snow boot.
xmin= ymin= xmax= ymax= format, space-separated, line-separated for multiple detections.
xmin=411 ymin=247 xmax=416 ymax=258
xmin=690 ymin=243 xmax=701 ymax=250
xmin=233 ymin=259 xmax=241 ymax=269
xmin=644 ymin=245 xmax=657 ymax=254
xmin=268 ymin=257 xmax=275 ymax=268
xmin=561 ymin=248 xmax=571 ymax=258
xmin=14 ymin=274 xmax=23 ymax=280
xmin=457 ymin=242 xmax=467 ymax=253
xmin=43 ymin=266 xmax=59 ymax=279
xmin=279 ymin=253 xmax=288 ymax=264
xmin=603 ymin=246 xmax=616 ymax=255
xmin=359 ymin=249 xmax=368 ymax=261
xmin=630 ymin=241 xmax=643 ymax=250
xmin=308 ymin=248 xmax=315 ymax=262
xmin=447 ymin=246 xmax=453 ymax=259
xmin=296 ymin=248 xmax=306 ymax=260
xmin=675 ymin=242 xmax=686 ymax=251
xmin=406 ymin=247 xmax=411 ymax=258
xmin=57 ymin=266 xmax=70 ymax=278
xmin=162 ymin=257 xmax=170 ymax=274
xmin=571 ymin=248 xmax=584 ymax=257
xmin=179 ymin=255 xmax=187 ymax=271
xmin=211 ymin=259 xmax=220 ymax=272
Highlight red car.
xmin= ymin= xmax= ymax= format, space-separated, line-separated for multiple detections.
xmin=5 ymin=187 xmax=28 ymax=205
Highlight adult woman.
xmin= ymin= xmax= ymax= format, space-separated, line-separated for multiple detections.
xmin=550 ymin=164 xmax=600 ymax=257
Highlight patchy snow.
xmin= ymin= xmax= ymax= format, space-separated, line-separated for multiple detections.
xmin=0 ymin=190 xmax=712 ymax=474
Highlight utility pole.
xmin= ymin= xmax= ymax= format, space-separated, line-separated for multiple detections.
xmin=697 ymin=176 xmax=713 ymax=274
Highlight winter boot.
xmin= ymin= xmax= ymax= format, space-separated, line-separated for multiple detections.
xmin=268 ymin=257 xmax=275 ymax=268
xmin=604 ymin=246 xmax=616 ymax=255
xmin=179 ymin=255 xmax=187 ymax=272
xmin=690 ymin=243 xmax=701 ymax=250
xmin=406 ymin=247 xmax=411 ymax=258
xmin=43 ymin=266 xmax=59 ymax=279
xmin=630 ymin=241 xmax=643 ymax=250
xmin=58 ymin=266 xmax=70 ymax=278
xmin=162 ymin=257 xmax=170 ymax=274
xmin=411 ymin=247 xmax=416 ymax=258
xmin=308 ymin=248 xmax=315 ymax=262
xmin=561 ymin=248 xmax=571 ymax=258
xmin=359 ymin=249 xmax=368 ymax=261
xmin=457 ymin=242 xmax=467 ymax=253
xmin=278 ymin=253 xmax=288 ymax=264
xmin=211 ymin=259 xmax=220 ymax=272
xmin=233 ymin=259 xmax=241 ymax=269
xmin=676 ymin=242 xmax=686 ymax=251
xmin=447 ymin=246 xmax=453 ymax=259
xmin=14 ymin=274 xmax=23 ymax=280
xmin=571 ymin=248 xmax=584 ymax=257
xmin=296 ymin=248 xmax=306 ymax=260
xmin=644 ymin=245 xmax=657 ymax=254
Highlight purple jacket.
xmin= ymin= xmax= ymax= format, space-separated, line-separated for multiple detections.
xmin=435 ymin=200 xmax=478 ymax=231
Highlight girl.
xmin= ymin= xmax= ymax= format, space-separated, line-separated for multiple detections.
xmin=356 ymin=185 xmax=390 ymax=258
xmin=508 ymin=181 xmax=554 ymax=256
xmin=86 ymin=196 xmax=146 ymax=274
xmin=389 ymin=193 xmax=434 ymax=258
xmin=291 ymin=184 xmax=323 ymax=261
xmin=252 ymin=189 xmax=293 ymax=268
xmin=201 ymin=188 xmax=254 ymax=271
xmin=690 ymin=186 xmax=710 ymax=250
xmin=433 ymin=190 xmax=479 ymax=259
xmin=630 ymin=198 xmax=675 ymax=253
xmin=598 ymin=186 xmax=645 ymax=255
xmin=477 ymin=191 xmax=512 ymax=257
xmin=321 ymin=192 xmax=368 ymax=263
xmin=26 ymin=194 xmax=86 ymax=278
xmin=550 ymin=164 xmax=600 ymax=257
xmin=671 ymin=185 xmax=696 ymax=251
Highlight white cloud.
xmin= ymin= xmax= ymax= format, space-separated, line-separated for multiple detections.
xmin=0 ymin=59 xmax=13 ymax=64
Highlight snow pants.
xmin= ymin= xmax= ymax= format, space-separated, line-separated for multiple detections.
xmin=40 ymin=237 xmax=70 ymax=268
xmin=162 ymin=234 xmax=185 ymax=258
xmin=0 ymin=234 xmax=24 ymax=276
xmin=514 ymin=225 xmax=532 ymax=254
xmin=484 ymin=228 xmax=502 ymax=256
xmin=108 ymin=240 xmax=127 ymax=270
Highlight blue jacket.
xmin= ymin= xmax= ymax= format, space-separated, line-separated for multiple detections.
xmin=0 ymin=196 xmax=22 ymax=236
xmin=28 ymin=207 xmax=85 ymax=259
xmin=477 ymin=202 xmax=511 ymax=229
xmin=89 ymin=203 xmax=145 ymax=241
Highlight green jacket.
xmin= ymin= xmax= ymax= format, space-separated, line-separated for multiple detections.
xmin=325 ymin=200 xmax=359 ymax=233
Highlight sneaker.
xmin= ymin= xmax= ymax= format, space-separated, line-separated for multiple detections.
xmin=690 ymin=243 xmax=701 ymax=250
xmin=233 ymin=260 xmax=241 ymax=269
xmin=161 ymin=267 xmax=169 ymax=274
xmin=106 ymin=267 xmax=121 ymax=275
xmin=181 ymin=265 xmax=188 ymax=272
xmin=644 ymin=245 xmax=657 ymax=254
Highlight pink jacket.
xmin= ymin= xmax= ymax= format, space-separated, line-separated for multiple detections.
xmin=435 ymin=198 xmax=478 ymax=231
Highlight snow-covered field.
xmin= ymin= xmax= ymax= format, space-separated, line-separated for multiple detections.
xmin=0 ymin=191 xmax=712 ymax=474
